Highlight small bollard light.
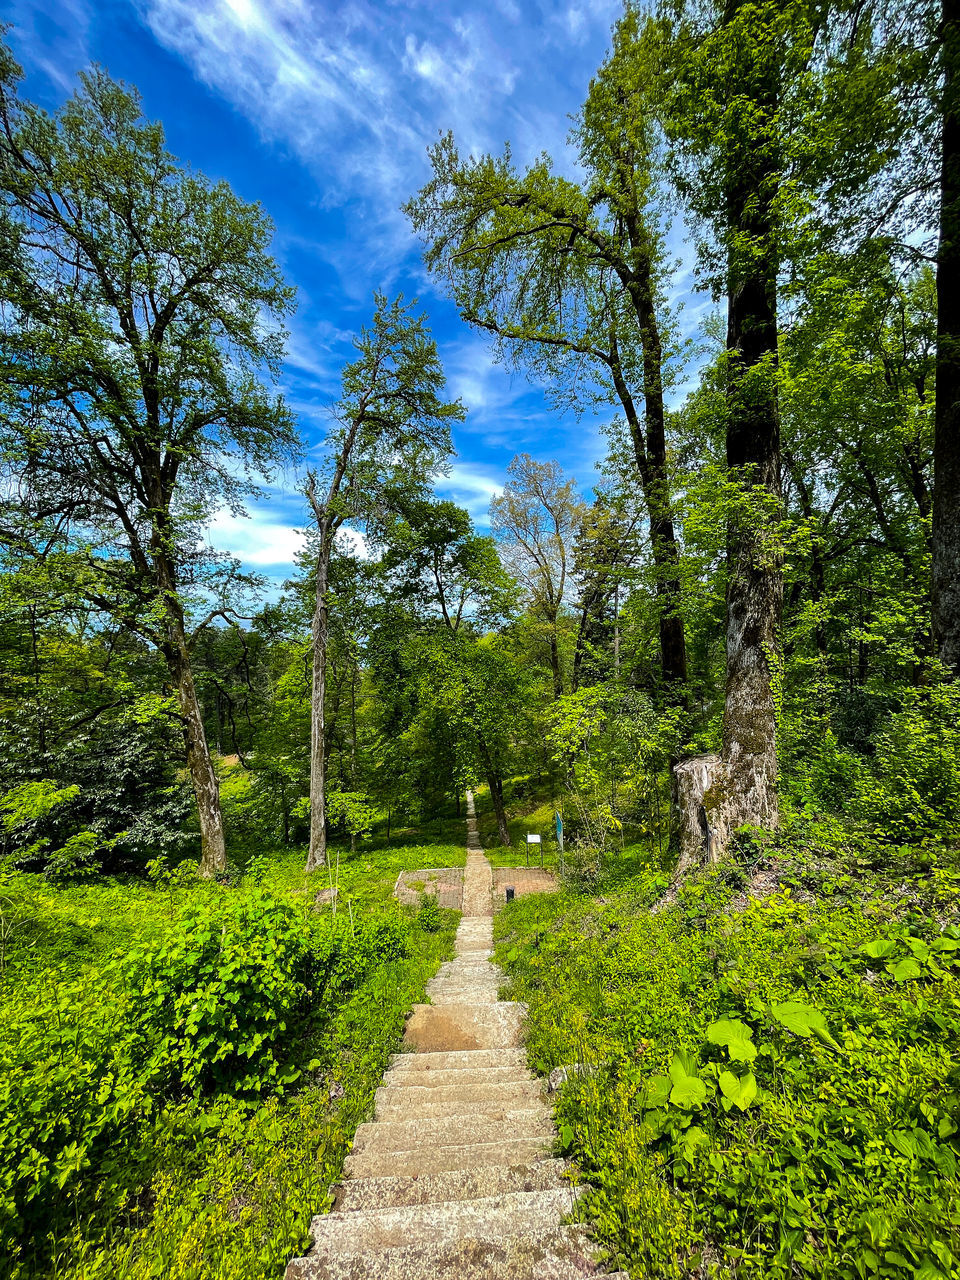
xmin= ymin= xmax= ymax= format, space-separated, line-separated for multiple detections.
xmin=505 ymin=885 xmax=515 ymax=902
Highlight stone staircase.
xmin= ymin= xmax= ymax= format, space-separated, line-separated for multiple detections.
xmin=285 ymin=793 xmax=625 ymax=1280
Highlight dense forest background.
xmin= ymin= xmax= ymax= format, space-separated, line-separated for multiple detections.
xmin=2 ymin=1 xmax=960 ymax=1278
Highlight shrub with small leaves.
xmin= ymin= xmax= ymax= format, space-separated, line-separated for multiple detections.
xmin=120 ymin=892 xmax=311 ymax=1096
xmin=416 ymin=893 xmax=442 ymax=932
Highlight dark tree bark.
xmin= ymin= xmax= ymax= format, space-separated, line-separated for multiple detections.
xmin=166 ymin=621 xmax=227 ymax=878
xmin=716 ymin=152 xmax=783 ymax=846
xmin=935 ymin=0 xmax=960 ymax=677
xmin=485 ymin=767 xmax=512 ymax=847
xmin=608 ymin=327 xmax=687 ymax=696
xmin=685 ymin=0 xmax=783 ymax=856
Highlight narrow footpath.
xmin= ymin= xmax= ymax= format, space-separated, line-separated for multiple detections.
xmin=286 ymin=793 xmax=626 ymax=1279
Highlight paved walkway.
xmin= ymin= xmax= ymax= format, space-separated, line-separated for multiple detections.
xmin=286 ymin=793 xmax=625 ymax=1279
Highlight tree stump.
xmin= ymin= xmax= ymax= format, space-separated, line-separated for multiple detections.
xmin=672 ymin=754 xmax=725 ymax=875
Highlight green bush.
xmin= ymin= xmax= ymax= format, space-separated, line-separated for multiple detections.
xmin=496 ymin=874 xmax=960 ymax=1280
xmin=0 ymin=974 xmax=148 ymax=1253
xmin=416 ymin=894 xmax=442 ymax=932
xmin=855 ymin=684 xmax=960 ymax=842
xmin=121 ymin=892 xmax=312 ymax=1097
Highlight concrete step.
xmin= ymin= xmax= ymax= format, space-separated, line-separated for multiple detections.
xmin=373 ymin=1095 xmax=549 ymax=1123
xmin=285 ymin=1224 xmax=602 ymax=1280
xmin=333 ymin=1159 xmax=571 ymax=1211
xmin=427 ymin=973 xmax=500 ymax=988
xmin=403 ymin=1002 xmax=526 ymax=1052
xmin=307 ymin=1186 xmax=586 ymax=1256
xmin=343 ymin=1136 xmax=553 ymax=1179
xmin=432 ymin=970 xmax=500 ymax=986
xmin=351 ymin=1111 xmax=553 ymax=1155
xmin=375 ymin=1080 xmax=543 ymax=1114
xmin=428 ymin=978 xmax=500 ymax=994
xmin=388 ymin=1048 xmax=528 ymax=1073
xmin=426 ymin=985 xmax=500 ymax=1004
xmin=381 ymin=1064 xmax=533 ymax=1090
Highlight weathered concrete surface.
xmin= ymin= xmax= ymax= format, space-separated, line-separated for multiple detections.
xmin=393 ymin=867 xmax=465 ymax=910
xmin=374 ymin=1079 xmax=543 ymax=1112
xmin=386 ymin=1047 xmax=528 ymax=1073
xmin=402 ymin=1001 xmax=526 ymax=1052
xmin=351 ymin=1111 xmax=553 ymax=1156
xmin=492 ymin=867 xmax=560 ymax=901
xmin=333 ymin=1160 xmax=570 ymax=1211
xmin=307 ymin=1187 xmax=586 ymax=1255
xmin=342 ymin=1137 xmax=554 ymax=1180
xmin=380 ymin=1067 xmax=533 ymax=1094
xmin=285 ymin=790 xmax=623 ymax=1280
xmin=286 ymin=1225 xmax=611 ymax=1280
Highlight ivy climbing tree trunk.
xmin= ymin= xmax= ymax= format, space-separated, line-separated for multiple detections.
xmin=676 ymin=0 xmax=784 ymax=858
xmin=306 ymin=500 xmax=332 ymax=873
xmin=935 ymin=0 xmax=960 ymax=678
xmin=716 ymin=168 xmax=783 ymax=846
xmin=165 ymin=616 xmax=227 ymax=877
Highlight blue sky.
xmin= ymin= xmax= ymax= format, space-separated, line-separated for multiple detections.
xmin=8 ymin=0 xmax=704 ymax=589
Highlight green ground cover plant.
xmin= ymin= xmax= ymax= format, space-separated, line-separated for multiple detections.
xmin=494 ymin=827 xmax=960 ymax=1280
xmin=0 ymin=836 xmax=461 ymax=1280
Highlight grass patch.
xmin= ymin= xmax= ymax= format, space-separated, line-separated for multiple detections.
xmin=1 ymin=836 xmax=462 ymax=1280
xmin=493 ymin=834 xmax=960 ymax=1280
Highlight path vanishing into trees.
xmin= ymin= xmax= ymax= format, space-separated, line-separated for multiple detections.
xmin=285 ymin=793 xmax=627 ymax=1279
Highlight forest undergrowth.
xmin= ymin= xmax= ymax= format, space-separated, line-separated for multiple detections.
xmin=0 ymin=830 xmax=463 ymax=1280
xmin=495 ymin=813 xmax=960 ymax=1280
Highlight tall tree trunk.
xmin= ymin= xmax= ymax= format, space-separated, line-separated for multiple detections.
xmin=486 ymin=771 xmax=511 ymax=847
xmin=935 ymin=0 xmax=960 ymax=677
xmin=165 ymin=619 xmax=227 ymax=877
xmin=307 ymin=537 xmax=330 ymax=871
xmin=477 ymin=732 xmax=511 ymax=845
xmin=700 ymin=2 xmax=783 ymax=853
xmin=548 ymin=623 xmax=563 ymax=699
xmin=610 ymin=280 xmax=688 ymax=698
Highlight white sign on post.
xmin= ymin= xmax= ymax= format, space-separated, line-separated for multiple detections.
xmin=526 ymin=832 xmax=542 ymax=867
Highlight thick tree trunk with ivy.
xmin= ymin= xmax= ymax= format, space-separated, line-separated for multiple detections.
xmin=160 ymin=587 xmax=227 ymax=878
xmin=307 ymin=522 xmax=332 ymax=873
xmin=713 ymin=28 xmax=783 ymax=852
xmin=677 ymin=0 xmax=783 ymax=864
xmin=935 ymin=0 xmax=960 ymax=678
xmin=485 ymin=771 xmax=511 ymax=848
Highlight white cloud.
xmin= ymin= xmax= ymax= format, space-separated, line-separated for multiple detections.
xmin=435 ymin=461 xmax=505 ymax=526
xmin=208 ymin=508 xmax=307 ymax=567
xmin=132 ymin=0 xmax=614 ymax=223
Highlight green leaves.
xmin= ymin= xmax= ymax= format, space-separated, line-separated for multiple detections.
xmin=890 ymin=957 xmax=923 ymax=983
xmin=718 ymin=1070 xmax=758 ymax=1112
xmin=859 ymin=930 xmax=960 ymax=985
xmin=706 ymin=1017 xmax=757 ymax=1063
xmin=770 ymin=1001 xmax=841 ymax=1050
xmin=668 ymin=1053 xmax=707 ymax=1109
xmin=642 ymin=1074 xmax=671 ymax=1108
xmin=860 ymin=938 xmax=897 ymax=959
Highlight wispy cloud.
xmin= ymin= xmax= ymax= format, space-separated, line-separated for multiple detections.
xmin=208 ymin=508 xmax=307 ymax=567
xmin=132 ymin=0 xmax=615 ymax=217
xmin=435 ymin=460 xmax=505 ymax=527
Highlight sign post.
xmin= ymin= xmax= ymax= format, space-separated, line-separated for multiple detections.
xmin=525 ymin=832 xmax=542 ymax=868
